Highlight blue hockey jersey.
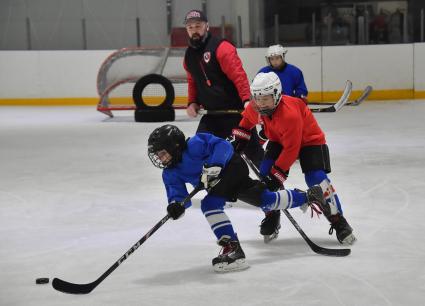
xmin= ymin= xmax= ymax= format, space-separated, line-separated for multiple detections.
xmin=162 ymin=133 xmax=234 ymax=207
xmin=258 ymin=63 xmax=308 ymax=98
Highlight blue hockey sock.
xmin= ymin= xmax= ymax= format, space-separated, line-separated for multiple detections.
xmin=259 ymin=158 xmax=274 ymax=177
xmin=201 ymin=195 xmax=238 ymax=241
xmin=305 ymin=170 xmax=328 ymax=186
xmin=260 ymin=189 xmax=307 ymax=212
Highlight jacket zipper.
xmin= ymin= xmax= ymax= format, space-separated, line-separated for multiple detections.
xmin=199 ymin=60 xmax=212 ymax=87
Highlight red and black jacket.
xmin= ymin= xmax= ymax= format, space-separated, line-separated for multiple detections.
xmin=183 ymin=34 xmax=250 ymax=110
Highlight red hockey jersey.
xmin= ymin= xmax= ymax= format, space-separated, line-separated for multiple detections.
xmin=239 ymin=95 xmax=326 ymax=172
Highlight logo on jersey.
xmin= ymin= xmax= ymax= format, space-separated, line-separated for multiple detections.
xmin=203 ymin=52 xmax=211 ymax=63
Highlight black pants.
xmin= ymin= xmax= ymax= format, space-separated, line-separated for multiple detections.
xmin=210 ymin=154 xmax=257 ymax=200
xmin=196 ymin=114 xmax=264 ymax=166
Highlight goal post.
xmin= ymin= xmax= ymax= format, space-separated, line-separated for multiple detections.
xmin=96 ymin=46 xmax=188 ymax=117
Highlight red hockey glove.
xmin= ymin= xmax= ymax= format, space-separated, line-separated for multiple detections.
xmin=264 ymin=165 xmax=288 ymax=191
xmin=228 ymin=127 xmax=251 ymax=153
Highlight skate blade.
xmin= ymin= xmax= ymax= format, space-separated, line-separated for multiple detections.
xmin=213 ymin=259 xmax=249 ymax=273
xmin=263 ymin=231 xmax=279 ymax=243
xmin=341 ymin=233 xmax=357 ymax=245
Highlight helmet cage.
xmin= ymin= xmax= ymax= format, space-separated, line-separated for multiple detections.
xmin=250 ymin=72 xmax=282 ymax=115
xmin=148 ymin=150 xmax=169 ymax=169
xmin=147 ymin=125 xmax=186 ymax=169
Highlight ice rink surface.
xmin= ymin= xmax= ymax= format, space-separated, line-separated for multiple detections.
xmin=1 ymin=101 xmax=425 ymax=306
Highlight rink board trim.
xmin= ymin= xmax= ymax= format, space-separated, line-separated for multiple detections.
xmin=1 ymin=89 xmax=424 ymax=106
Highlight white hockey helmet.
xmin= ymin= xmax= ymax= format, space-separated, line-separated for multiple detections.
xmin=265 ymin=44 xmax=287 ymax=65
xmin=250 ymin=72 xmax=282 ymax=115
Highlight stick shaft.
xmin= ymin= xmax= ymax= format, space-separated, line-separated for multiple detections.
xmin=52 ymin=185 xmax=203 ymax=294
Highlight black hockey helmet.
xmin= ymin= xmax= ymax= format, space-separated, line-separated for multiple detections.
xmin=148 ymin=124 xmax=186 ymax=169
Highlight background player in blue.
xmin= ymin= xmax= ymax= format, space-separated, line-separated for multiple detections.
xmin=256 ymin=44 xmax=309 ymax=242
xmin=258 ymin=44 xmax=308 ymax=100
xmin=148 ymin=124 xmax=328 ymax=273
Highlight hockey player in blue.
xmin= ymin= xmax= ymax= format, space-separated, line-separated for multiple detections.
xmin=148 ymin=124 xmax=328 ymax=272
xmin=256 ymin=44 xmax=308 ymax=241
xmin=258 ymin=44 xmax=308 ymax=99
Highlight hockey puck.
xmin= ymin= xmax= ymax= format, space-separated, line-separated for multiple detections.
xmin=35 ymin=277 xmax=49 ymax=284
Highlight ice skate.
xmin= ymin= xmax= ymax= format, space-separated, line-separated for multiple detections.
xmin=212 ymin=237 xmax=249 ymax=273
xmin=305 ymin=185 xmax=356 ymax=245
xmin=260 ymin=210 xmax=281 ymax=243
xmin=328 ymin=214 xmax=357 ymax=245
xmin=304 ymin=185 xmax=330 ymax=215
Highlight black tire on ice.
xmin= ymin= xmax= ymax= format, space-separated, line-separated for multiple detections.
xmin=134 ymin=108 xmax=175 ymax=122
xmin=132 ymin=74 xmax=175 ymax=109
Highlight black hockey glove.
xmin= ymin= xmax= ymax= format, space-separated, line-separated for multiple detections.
xmin=201 ymin=164 xmax=222 ymax=189
xmin=167 ymin=201 xmax=185 ymax=220
xmin=264 ymin=165 xmax=288 ymax=191
xmin=228 ymin=127 xmax=251 ymax=153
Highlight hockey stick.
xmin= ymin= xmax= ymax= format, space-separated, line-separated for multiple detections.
xmin=347 ymin=85 xmax=372 ymax=106
xmin=198 ymin=109 xmax=242 ymax=115
xmin=52 ymin=185 xmax=203 ymax=295
xmin=240 ymin=153 xmax=351 ymax=257
xmin=309 ymin=80 xmax=352 ymax=113
xmin=197 ymin=81 xmax=352 ymax=116
xmin=308 ymin=85 xmax=372 ymax=107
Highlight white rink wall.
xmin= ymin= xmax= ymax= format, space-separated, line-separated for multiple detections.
xmin=413 ymin=43 xmax=425 ymax=91
xmin=0 ymin=43 xmax=424 ymax=101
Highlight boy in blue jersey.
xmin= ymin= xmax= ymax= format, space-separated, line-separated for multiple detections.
xmin=258 ymin=44 xmax=308 ymax=99
xmin=148 ymin=124 xmax=329 ymax=273
xmin=256 ymin=44 xmax=309 ymax=241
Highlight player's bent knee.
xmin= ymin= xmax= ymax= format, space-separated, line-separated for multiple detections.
xmin=305 ymin=170 xmax=328 ymax=186
xmin=201 ymin=195 xmax=226 ymax=212
xmin=237 ymin=181 xmax=267 ymax=207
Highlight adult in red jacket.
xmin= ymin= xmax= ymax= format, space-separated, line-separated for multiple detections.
xmin=183 ymin=9 xmax=263 ymax=165
xmin=231 ymin=72 xmax=356 ymax=245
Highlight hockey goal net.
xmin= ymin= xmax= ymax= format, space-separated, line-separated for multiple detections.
xmin=96 ymin=47 xmax=188 ymax=117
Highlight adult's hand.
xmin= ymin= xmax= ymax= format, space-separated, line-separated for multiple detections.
xmin=186 ymin=103 xmax=200 ymax=118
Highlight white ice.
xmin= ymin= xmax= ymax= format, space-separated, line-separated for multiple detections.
xmin=1 ymin=102 xmax=425 ymax=306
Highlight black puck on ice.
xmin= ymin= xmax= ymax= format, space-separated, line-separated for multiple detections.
xmin=36 ymin=277 xmax=49 ymax=284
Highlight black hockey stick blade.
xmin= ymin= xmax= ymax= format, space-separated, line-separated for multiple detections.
xmin=310 ymin=80 xmax=352 ymax=113
xmin=52 ymin=185 xmax=203 ymax=294
xmin=240 ymin=153 xmax=351 ymax=257
xmin=282 ymin=210 xmax=350 ymax=257
xmin=52 ymin=278 xmax=101 ymax=295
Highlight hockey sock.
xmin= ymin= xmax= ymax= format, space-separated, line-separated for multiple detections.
xmin=201 ymin=195 xmax=238 ymax=241
xmin=260 ymin=189 xmax=307 ymax=212
xmin=305 ymin=170 xmax=342 ymax=215
xmin=259 ymin=158 xmax=274 ymax=177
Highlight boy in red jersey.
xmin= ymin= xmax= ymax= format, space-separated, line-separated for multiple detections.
xmin=230 ymin=72 xmax=356 ymax=245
